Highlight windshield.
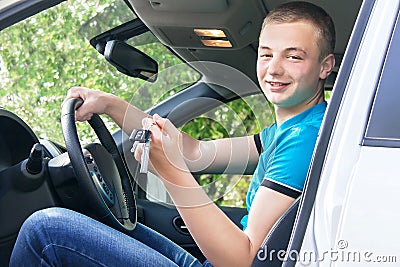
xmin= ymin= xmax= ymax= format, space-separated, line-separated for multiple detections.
xmin=0 ymin=0 xmax=200 ymax=146
xmin=79 ymin=0 xmax=137 ymax=39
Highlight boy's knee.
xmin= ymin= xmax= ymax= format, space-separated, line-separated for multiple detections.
xmin=11 ymin=208 xmax=72 ymax=266
xmin=19 ymin=207 xmax=70 ymax=236
xmin=25 ymin=207 xmax=58 ymax=222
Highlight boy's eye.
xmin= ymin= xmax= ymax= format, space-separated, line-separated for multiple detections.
xmin=288 ymin=55 xmax=302 ymax=60
xmin=260 ymin=54 xmax=272 ymax=58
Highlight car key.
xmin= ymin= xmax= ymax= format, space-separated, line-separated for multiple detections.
xmin=129 ymin=128 xmax=151 ymax=173
xmin=129 ymin=129 xmax=151 ymax=153
xmin=140 ymin=138 xmax=151 ymax=173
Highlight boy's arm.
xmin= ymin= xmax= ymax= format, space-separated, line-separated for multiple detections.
xmin=67 ymin=87 xmax=261 ymax=173
xmin=182 ymin=133 xmax=260 ymax=174
xmin=157 ymin=159 xmax=294 ymax=267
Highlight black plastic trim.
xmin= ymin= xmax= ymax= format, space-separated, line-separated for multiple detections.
xmin=146 ymin=81 xmax=240 ymax=126
xmin=89 ymin=19 xmax=149 ymax=55
xmin=283 ymin=1 xmax=376 ymax=266
xmin=363 ymin=138 xmax=400 ymax=148
xmin=0 ymin=0 xmax=64 ymax=31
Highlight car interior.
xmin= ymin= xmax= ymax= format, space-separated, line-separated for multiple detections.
xmin=0 ymin=0 xmax=363 ymax=265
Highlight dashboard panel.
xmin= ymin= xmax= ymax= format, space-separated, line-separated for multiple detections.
xmin=0 ymin=108 xmax=39 ymax=171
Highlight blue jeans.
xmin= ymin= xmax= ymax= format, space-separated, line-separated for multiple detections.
xmin=10 ymin=207 xmax=212 ymax=267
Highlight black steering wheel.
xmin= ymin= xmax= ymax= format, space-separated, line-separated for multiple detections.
xmin=61 ymin=98 xmax=136 ymax=232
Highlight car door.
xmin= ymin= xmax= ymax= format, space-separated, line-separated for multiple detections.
xmin=284 ymin=0 xmax=400 ymax=265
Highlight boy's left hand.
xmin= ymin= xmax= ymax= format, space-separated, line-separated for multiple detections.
xmin=139 ymin=114 xmax=189 ymax=182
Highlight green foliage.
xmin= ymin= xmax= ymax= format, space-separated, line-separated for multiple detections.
xmin=0 ymin=0 xmax=274 ymax=207
xmin=1 ymin=0 xmax=119 ymax=143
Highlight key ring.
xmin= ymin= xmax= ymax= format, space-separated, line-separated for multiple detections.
xmin=146 ymin=122 xmax=156 ymax=130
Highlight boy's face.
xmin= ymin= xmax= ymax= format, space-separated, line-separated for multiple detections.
xmin=257 ymin=21 xmax=331 ymax=109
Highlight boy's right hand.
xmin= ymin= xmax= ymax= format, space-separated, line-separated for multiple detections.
xmin=65 ymin=87 xmax=112 ymax=122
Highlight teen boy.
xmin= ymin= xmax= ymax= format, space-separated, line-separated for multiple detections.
xmin=10 ymin=2 xmax=335 ymax=266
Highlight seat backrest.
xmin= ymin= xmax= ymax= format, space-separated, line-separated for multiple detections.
xmin=251 ymin=197 xmax=300 ymax=266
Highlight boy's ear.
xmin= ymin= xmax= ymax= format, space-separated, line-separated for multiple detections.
xmin=320 ymin=54 xmax=336 ymax=80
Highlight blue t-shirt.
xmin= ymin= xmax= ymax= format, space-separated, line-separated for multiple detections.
xmin=241 ymin=102 xmax=327 ymax=230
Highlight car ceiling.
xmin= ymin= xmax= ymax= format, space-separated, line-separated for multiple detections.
xmin=128 ymin=0 xmax=363 ymax=96
xmin=0 ymin=0 xmax=25 ymax=12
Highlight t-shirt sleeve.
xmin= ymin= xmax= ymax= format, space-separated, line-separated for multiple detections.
xmin=260 ymin=125 xmax=319 ymax=198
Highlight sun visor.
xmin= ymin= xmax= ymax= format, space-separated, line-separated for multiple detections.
xmin=128 ymin=0 xmax=266 ymax=50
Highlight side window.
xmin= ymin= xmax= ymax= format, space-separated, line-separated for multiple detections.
xmin=364 ymin=12 xmax=400 ymax=147
xmin=146 ymin=94 xmax=275 ymax=207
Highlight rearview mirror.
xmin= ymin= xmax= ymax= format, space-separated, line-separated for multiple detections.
xmin=104 ymin=40 xmax=158 ymax=82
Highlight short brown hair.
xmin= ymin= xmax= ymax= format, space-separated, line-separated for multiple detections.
xmin=262 ymin=1 xmax=335 ymax=61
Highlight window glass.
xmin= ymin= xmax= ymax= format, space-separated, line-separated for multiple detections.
xmin=364 ymin=12 xmax=400 ymax=146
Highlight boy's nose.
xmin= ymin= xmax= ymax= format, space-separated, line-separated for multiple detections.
xmin=267 ymin=57 xmax=284 ymax=76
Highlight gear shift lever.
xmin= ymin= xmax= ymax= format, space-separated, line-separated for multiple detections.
xmin=25 ymin=143 xmax=44 ymax=175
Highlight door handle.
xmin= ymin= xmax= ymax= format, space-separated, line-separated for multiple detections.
xmin=173 ymin=216 xmax=190 ymax=235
